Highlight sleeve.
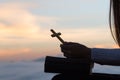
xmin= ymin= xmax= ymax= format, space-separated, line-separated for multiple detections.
xmin=91 ymin=48 xmax=120 ymax=66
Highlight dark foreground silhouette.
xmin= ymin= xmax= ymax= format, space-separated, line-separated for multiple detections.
xmin=52 ymin=73 xmax=120 ymax=80
xmin=45 ymin=56 xmax=120 ymax=80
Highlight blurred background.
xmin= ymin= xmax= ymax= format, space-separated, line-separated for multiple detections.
xmin=0 ymin=0 xmax=117 ymax=62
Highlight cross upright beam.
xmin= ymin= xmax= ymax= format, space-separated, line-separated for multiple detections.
xmin=50 ymin=29 xmax=64 ymax=44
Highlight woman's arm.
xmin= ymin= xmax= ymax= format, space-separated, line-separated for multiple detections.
xmin=60 ymin=42 xmax=120 ymax=66
xmin=91 ymin=48 xmax=120 ymax=66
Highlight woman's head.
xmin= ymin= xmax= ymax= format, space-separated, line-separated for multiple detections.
xmin=110 ymin=0 xmax=120 ymax=47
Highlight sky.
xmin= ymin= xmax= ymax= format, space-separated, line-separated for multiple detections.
xmin=0 ymin=0 xmax=118 ymax=62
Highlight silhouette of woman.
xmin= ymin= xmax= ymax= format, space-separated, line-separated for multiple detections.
xmin=61 ymin=0 xmax=120 ymax=66
xmin=52 ymin=0 xmax=120 ymax=80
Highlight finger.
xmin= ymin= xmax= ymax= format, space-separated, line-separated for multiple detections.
xmin=60 ymin=44 xmax=72 ymax=50
xmin=61 ymin=50 xmax=72 ymax=58
xmin=61 ymin=49 xmax=71 ymax=54
xmin=63 ymin=53 xmax=71 ymax=58
xmin=61 ymin=42 xmax=78 ymax=46
xmin=64 ymin=42 xmax=76 ymax=45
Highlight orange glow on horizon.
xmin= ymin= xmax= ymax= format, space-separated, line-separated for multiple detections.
xmin=0 ymin=1 xmax=114 ymax=62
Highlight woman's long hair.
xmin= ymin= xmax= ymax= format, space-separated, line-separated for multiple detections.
xmin=109 ymin=0 xmax=120 ymax=46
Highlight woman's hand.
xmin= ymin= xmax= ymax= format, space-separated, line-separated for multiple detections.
xmin=60 ymin=42 xmax=91 ymax=59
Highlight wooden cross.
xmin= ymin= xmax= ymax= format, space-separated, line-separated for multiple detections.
xmin=50 ymin=29 xmax=64 ymax=44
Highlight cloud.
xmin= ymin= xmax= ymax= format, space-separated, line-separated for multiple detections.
xmin=0 ymin=48 xmax=32 ymax=61
xmin=0 ymin=2 xmax=57 ymax=40
xmin=0 ymin=1 xmax=114 ymax=61
xmin=0 ymin=62 xmax=55 ymax=80
xmin=0 ymin=2 xmax=59 ymax=61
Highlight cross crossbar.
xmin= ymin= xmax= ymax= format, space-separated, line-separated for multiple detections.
xmin=50 ymin=29 xmax=64 ymax=44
